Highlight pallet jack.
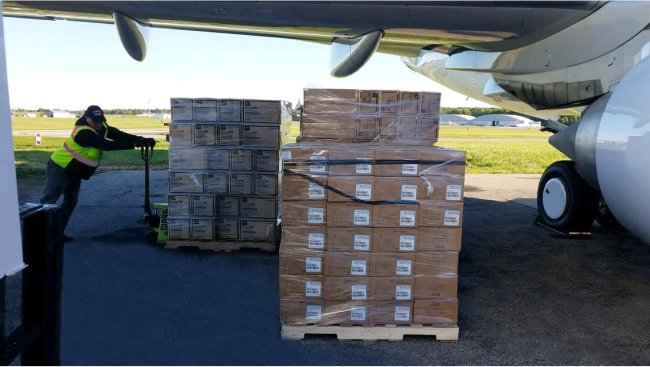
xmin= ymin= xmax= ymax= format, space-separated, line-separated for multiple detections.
xmin=141 ymin=145 xmax=168 ymax=244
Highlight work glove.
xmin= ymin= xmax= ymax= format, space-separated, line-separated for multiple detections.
xmin=146 ymin=138 xmax=156 ymax=148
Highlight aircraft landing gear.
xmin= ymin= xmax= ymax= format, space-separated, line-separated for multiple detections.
xmin=537 ymin=161 xmax=599 ymax=232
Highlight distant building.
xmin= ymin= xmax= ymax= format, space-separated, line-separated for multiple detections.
xmin=471 ymin=114 xmax=541 ymax=127
xmin=46 ymin=110 xmax=74 ymax=118
xmin=136 ymin=113 xmax=154 ymax=117
xmin=23 ymin=113 xmax=36 ymax=118
xmin=154 ymin=113 xmax=171 ymax=120
xmin=440 ymin=114 xmax=475 ymax=125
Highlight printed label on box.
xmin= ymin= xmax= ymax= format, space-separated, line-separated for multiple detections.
xmin=399 ymin=235 xmax=416 ymax=251
xmin=400 ymin=210 xmax=416 ymax=227
xmin=351 ymin=284 xmax=367 ymax=300
xmin=306 ymin=305 xmax=322 ymax=321
xmin=309 ymin=155 xmax=327 ymax=173
xmin=355 ymin=158 xmax=372 ymax=174
xmin=401 ymin=185 xmax=418 ymax=201
xmin=353 ymin=234 xmax=370 ymax=251
xmin=395 ymin=285 xmax=412 ymax=300
xmin=402 ymin=163 xmax=418 ymax=175
xmin=396 ymin=260 xmax=413 ymax=275
xmin=355 ymin=184 xmax=372 ymax=200
xmin=394 ymin=306 xmax=410 ymax=321
xmin=305 ymin=257 xmax=322 ymax=273
xmin=307 ymin=207 xmax=324 ymax=224
xmin=281 ymin=151 xmax=292 ymax=160
xmin=305 ymin=281 xmax=322 ymax=297
xmin=350 ymin=306 xmax=367 ymax=321
xmin=446 ymin=185 xmax=463 ymax=201
xmin=308 ymin=233 xmax=325 ymax=249
xmin=308 ymin=182 xmax=325 ymax=199
xmin=350 ymin=260 xmax=367 ymax=276
xmin=353 ymin=209 xmax=370 ymax=226
xmin=444 ymin=210 xmax=461 ymax=226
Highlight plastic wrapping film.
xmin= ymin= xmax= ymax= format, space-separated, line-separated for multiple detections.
xmin=279 ymin=142 xmax=464 ymax=327
xmin=300 ymin=89 xmax=441 ymax=146
xmin=167 ymin=98 xmax=291 ymax=243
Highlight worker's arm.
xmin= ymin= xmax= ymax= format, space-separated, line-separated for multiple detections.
xmin=74 ymin=129 xmax=135 ymax=151
xmin=106 ymin=126 xmax=141 ymax=142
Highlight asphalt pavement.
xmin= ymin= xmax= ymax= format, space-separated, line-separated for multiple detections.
xmin=9 ymin=171 xmax=650 ymax=365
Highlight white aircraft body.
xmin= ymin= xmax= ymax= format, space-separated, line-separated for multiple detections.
xmin=3 ymin=1 xmax=650 ymax=244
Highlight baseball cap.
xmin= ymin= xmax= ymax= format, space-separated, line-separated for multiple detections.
xmin=85 ymin=105 xmax=107 ymax=124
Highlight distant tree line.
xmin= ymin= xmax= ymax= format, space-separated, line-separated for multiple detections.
xmin=12 ymin=108 xmax=171 ymax=116
xmin=441 ymin=107 xmax=580 ymax=125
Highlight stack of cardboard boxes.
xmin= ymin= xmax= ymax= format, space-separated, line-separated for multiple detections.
xmin=279 ymin=143 xmax=465 ymax=326
xmin=166 ymin=98 xmax=291 ymax=243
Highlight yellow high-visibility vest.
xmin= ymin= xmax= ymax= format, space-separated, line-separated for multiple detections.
xmin=50 ymin=122 xmax=108 ymax=169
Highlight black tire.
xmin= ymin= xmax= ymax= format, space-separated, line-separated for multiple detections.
xmin=595 ymin=196 xmax=627 ymax=231
xmin=537 ymin=161 xmax=598 ymax=231
xmin=146 ymin=231 xmax=159 ymax=244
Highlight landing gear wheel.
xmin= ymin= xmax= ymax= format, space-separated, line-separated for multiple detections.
xmin=595 ymin=196 xmax=626 ymax=231
xmin=146 ymin=231 xmax=159 ymax=244
xmin=537 ymin=161 xmax=598 ymax=232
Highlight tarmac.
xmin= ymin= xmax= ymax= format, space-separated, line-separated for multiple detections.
xmin=7 ymin=171 xmax=650 ymax=365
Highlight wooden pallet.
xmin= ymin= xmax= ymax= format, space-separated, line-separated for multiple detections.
xmin=281 ymin=324 xmax=459 ymax=341
xmin=165 ymin=240 xmax=277 ymax=252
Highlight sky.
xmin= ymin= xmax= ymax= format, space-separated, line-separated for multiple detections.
xmin=3 ymin=17 xmax=490 ymax=111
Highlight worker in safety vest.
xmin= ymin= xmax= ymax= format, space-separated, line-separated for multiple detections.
xmin=41 ymin=105 xmax=156 ymax=242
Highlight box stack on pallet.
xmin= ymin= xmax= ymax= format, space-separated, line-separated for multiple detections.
xmin=279 ymin=89 xmax=465 ymax=341
xmin=166 ymin=98 xmax=291 ymax=252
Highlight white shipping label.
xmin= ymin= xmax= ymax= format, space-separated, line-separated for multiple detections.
xmin=399 ymin=235 xmax=416 ymax=251
xmin=355 ymin=184 xmax=372 ymax=200
xmin=355 ymin=158 xmax=372 ymax=174
xmin=353 ymin=234 xmax=370 ymax=251
xmin=444 ymin=210 xmax=461 ymax=226
xmin=353 ymin=209 xmax=370 ymax=226
xmin=305 ymin=281 xmax=322 ymax=297
xmin=399 ymin=210 xmax=416 ymax=227
xmin=394 ymin=306 xmax=411 ymax=321
xmin=402 ymin=163 xmax=418 ymax=175
xmin=309 ymin=155 xmax=326 ymax=173
xmin=350 ymin=306 xmax=367 ymax=321
xmin=350 ymin=260 xmax=367 ymax=276
xmin=305 ymin=305 xmax=322 ymax=321
xmin=401 ymin=185 xmax=418 ymax=200
xmin=395 ymin=260 xmax=413 ymax=275
xmin=305 ymin=257 xmax=322 ymax=273
xmin=308 ymin=182 xmax=325 ymax=199
xmin=308 ymin=233 xmax=325 ymax=249
xmin=351 ymin=284 xmax=367 ymax=300
xmin=307 ymin=207 xmax=324 ymax=224
xmin=395 ymin=285 xmax=412 ymax=300
xmin=281 ymin=151 xmax=292 ymax=160
xmin=446 ymin=185 xmax=463 ymax=201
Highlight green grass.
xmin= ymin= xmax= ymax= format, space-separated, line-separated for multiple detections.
xmin=11 ymin=116 xmax=169 ymax=130
xmin=439 ymin=125 xmax=551 ymax=139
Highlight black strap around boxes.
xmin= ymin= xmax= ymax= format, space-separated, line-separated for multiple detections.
xmin=283 ymin=159 xmax=464 ymax=167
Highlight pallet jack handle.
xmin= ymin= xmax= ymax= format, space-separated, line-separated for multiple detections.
xmin=141 ymin=145 xmax=154 ymax=220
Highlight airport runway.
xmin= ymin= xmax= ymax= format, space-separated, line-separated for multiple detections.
xmin=8 ymin=172 xmax=650 ymax=365
xmin=12 ymin=129 xmax=168 ymax=139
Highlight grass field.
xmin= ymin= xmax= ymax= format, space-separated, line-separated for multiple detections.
xmin=12 ymin=116 xmax=169 ymax=130
xmin=438 ymin=125 xmax=551 ymax=139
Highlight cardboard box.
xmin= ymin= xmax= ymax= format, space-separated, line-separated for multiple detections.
xmin=420 ymin=92 xmax=441 ymax=115
xmin=281 ymin=201 xmax=327 ymax=226
xmin=192 ymin=195 xmax=215 ymax=217
xmin=168 ymin=217 xmax=190 ymax=240
xmin=323 ymin=277 xmax=373 ymax=301
xmin=205 ymin=172 xmax=229 ymax=195
xmin=243 ymin=100 xmax=281 ymax=124
xmin=326 ymin=202 xmax=373 ymax=227
xmin=397 ymin=115 xmax=418 ymax=141
xmin=169 ymin=123 xmax=193 ymax=145
xmin=206 ymin=148 xmax=230 ymax=170
xmin=281 ymin=146 xmax=329 ymax=175
xmin=280 ymin=251 xmax=324 ymax=275
xmin=280 ymin=299 xmax=326 ymax=325
xmin=254 ymin=173 xmax=278 ymax=197
xmin=231 ymin=149 xmax=253 ymax=171
xmin=240 ymin=197 xmax=277 ymax=219
xmin=373 ymin=228 xmax=419 ymax=252
xmin=378 ymin=116 xmax=397 ymax=138
xmin=169 ymin=147 xmax=205 ymax=171
xmin=414 ymin=252 xmax=459 ymax=275
xmin=281 ymin=226 xmax=327 ymax=251
xmin=170 ymin=98 xmax=193 ymax=121
xmin=400 ymin=91 xmax=421 ymax=115
xmin=230 ymin=172 xmax=253 ymax=195
xmin=243 ymin=124 xmax=280 ymax=148
xmin=280 ymin=275 xmax=324 ymax=299
xmin=379 ymin=91 xmax=399 ymax=114
xmin=219 ymin=99 xmax=242 ymax=122
xmin=374 ymin=177 xmax=421 ymax=201
xmin=374 ymin=150 xmax=421 ymax=177
xmin=326 ymin=227 xmax=373 ymax=252
xmin=327 ymin=177 xmax=374 ymax=202
xmin=194 ymin=98 xmax=218 ymax=122
xmin=300 ymin=116 xmax=358 ymax=140
xmin=240 ymin=219 xmax=276 ymax=242
xmin=418 ymin=201 xmax=463 ymax=227
xmin=413 ymin=299 xmax=458 ymax=325
xmin=372 ymin=301 xmax=413 ymax=325
xmin=217 ymin=195 xmax=239 ymax=217
xmin=168 ymin=172 xmax=204 ymax=194
xmin=357 ymin=115 xmax=378 ymax=141
xmin=218 ymin=124 xmax=241 ymax=146
xmin=420 ymin=149 xmax=466 ymax=177
xmin=328 ymin=149 xmax=375 ymax=176
xmin=359 ymin=90 xmax=379 ymax=114
xmin=323 ymin=301 xmax=372 ymax=325
xmin=372 ymin=277 xmax=415 ymax=301
xmin=413 ymin=275 xmax=458 ymax=299
xmin=419 ymin=116 xmax=439 ymax=142
xmin=418 ymin=227 xmax=462 ymax=252
xmin=255 ymin=149 xmax=279 ymax=172
xmin=168 ymin=194 xmax=191 ymax=216
xmin=370 ymin=253 xmax=416 ymax=277
xmin=324 ymin=252 xmax=371 ymax=277
xmin=373 ymin=204 xmax=419 ymax=228
xmin=191 ymin=218 xmax=214 ymax=241
xmin=216 ymin=217 xmax=239 ymax=240
xmin=419 ymin=176 xmax=465 ymax=202
xmin=282 ymin=175 xmax=327 ymax=201
xmin=303 ymin=88 xmax=359 ymax=114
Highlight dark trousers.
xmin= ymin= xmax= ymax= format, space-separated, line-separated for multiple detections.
xmin=40 ymin=159 xmax=81 ymax=233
